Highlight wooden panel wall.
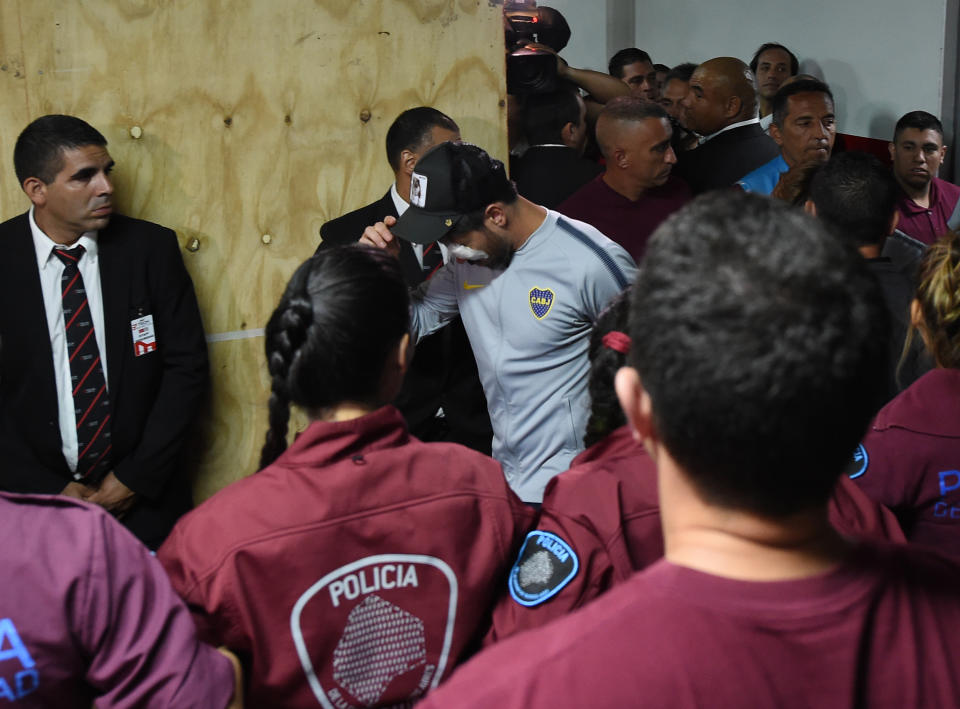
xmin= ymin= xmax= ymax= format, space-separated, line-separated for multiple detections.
xmin=0 ymin=0 xmax=507 ymax=502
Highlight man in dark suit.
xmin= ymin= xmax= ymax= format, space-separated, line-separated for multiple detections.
xmin=513 ymin=86 xmax=602 ymax=209
xmin=318 ymin=107 xmax=492 ymax=453
xmin=0 ymin=115 xmax=208 ymax=548
xmin=675 ymin=57 xmax=780 ymax=194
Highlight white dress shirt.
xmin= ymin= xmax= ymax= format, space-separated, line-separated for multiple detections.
xmin=699 ymin=116 xmax=762 ymax=145
xmin=390 ymin=183 xmax=448 ymax=266
xmin=30 ymin=207 xmax=108 ymax=475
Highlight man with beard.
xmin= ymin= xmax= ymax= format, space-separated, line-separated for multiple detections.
xmin=361 ymin=141 xmax=636 ymax=503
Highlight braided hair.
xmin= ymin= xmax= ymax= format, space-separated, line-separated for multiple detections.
xmin=912 ymin=231 xmax=960 ymax=369
xmin=583 ymin=288 xmax=632 ymax=448
xmin=259 ymin=246 xmax=409 ymax=469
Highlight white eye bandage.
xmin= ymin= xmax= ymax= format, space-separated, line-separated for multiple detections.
xmin=447 ymin=244 xmax=489 ymax=261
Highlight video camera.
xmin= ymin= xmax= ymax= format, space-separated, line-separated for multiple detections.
xmin=504 ymin=1 xmax=570 ymax=94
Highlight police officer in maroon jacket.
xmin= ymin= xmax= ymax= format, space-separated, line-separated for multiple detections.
xmin=160 ymin=247 xmax=531 ymax=709
xmin=420 ymin=192 xmax=960 ymax=709
xmin=854 ymin=230 xmax=960 ymax=560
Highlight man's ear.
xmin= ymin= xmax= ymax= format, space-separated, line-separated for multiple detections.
xmin=484 ymin=202 xmax=508 ymax=228
xmin=888 ymin=210 xmax=900 ymax=235
xmin=803 ymin=199 xmax=817 ymax=217
xmin=769 ymin=121 xmax=784 ymax=148
xmin=560 ymin=121 xmax=576 ymax=148
xmin=615 ymin=366 xmax=656 ymax=444
xmin=396 ymin=331 xmax=412 ymax=373
xmin=22 ymin=177 xmax=47 ymax=208
xmin=614 ymin=146 xmax=629 ymax=169
xmin=725 ymin=94 xmax=742 ymax=120
xmin=888 ymin=141 xmax=896 ymax=163
xmin=400 ymin=149 xmax=418 ymax=177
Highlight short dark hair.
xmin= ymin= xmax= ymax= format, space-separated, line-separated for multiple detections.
xmin=584 ymin=288 xmax=631 ymax=447
xmin=771 ymin=79 xmax=833 ymax=130
xmin=653 ymin=63 xmax=670 ymax=73
xmin=601 ymin=95 xmax=669 ymax=123
xmin=385 ymin=107 xmax=459 ymax=171
xmin=893 ymin=110 xmax=944 ymax=143
xmin=596 ymin=97 xmax=669 ymax=158
xmin=628 ymin=191 xmax=888 ymax=517
xmin=809 ymin=152 xmax=897 ymax=249
xmin=608 ymin=48 xmax=653 ymax=78
xmin=665 ymin=62 xmax=697 ymax=85
xmin=260 ymin=246 xmax=410 ymax=468
xmin=446 ymin=144 xmax=518 ymax=237
xmin=749 ymin=42 xmax=799 ymax=76
xmin=522 ymin=85 xmax=582 ymax=146
xmin=14 ymin=115 xmax=107 ymax=185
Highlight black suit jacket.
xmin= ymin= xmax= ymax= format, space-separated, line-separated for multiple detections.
xmin=0 ymin=212 xmax=209 ymax=545
xmin=675 ymin=123 xmax=780 ymax=195
xmin=318 ymin=191 xmax=492 ymax=453
xmin=513 ymin=146 xmax=603 ymax=209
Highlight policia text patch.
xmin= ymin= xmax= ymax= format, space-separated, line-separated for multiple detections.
xmin=508 ymin=531 xmax=579 ymax=607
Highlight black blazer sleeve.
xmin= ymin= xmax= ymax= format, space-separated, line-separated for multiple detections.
xmin=317 ymin=191 xmax=397 ymax=253
xmin=101 ymin=217 xmax=209 ymax=501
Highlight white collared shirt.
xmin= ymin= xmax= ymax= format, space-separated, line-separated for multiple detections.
xmin=391 ymin=182 xmax=448 ymax=267
xmin=699 ymin=116 xmax=762 ymax=145
xmin=30 ymin=207 xmax=108 ymax=474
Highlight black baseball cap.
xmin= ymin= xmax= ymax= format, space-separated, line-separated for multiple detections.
xmin=392 ymin=141 xmax=514 ymax=245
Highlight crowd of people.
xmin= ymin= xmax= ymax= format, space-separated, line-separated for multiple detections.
xmin=2 ymin=31 xmax=960 ymax=709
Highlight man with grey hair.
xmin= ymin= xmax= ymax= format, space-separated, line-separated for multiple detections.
xmin=558 ymin=96 xmax=690 ymax=262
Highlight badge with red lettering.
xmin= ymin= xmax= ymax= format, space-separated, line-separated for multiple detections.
xmin=130 ymin=314 xmax=157 ymax=356
xmin=291 ymin=554 xmax=457 ymax=708
xmin=529 ymin=287 xmax=555 ymax=320
xmin=508 ymin=530 xmax=579 ymax=607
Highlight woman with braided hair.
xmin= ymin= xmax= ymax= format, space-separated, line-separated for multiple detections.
xmin=159 ymin=246 xmax=532 ymax=708
xmin=855 ymin=230 xmax=960 ymax=560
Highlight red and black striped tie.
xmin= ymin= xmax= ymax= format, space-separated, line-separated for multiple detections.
xmin=53 ymin=245 xmax=112 ymax=482
xmin=421 ymin=242 xmax=443 ymax=280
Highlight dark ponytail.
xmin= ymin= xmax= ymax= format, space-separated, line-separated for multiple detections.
xmin=583 ymin=288 xmax=632 ymax=448
xmin=259 ymin=246 xmax=409 ymax=469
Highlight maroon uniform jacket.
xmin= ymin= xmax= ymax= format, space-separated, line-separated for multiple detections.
xmin=423 ymin=542 xmax=960 ymax=709
xmin=159 ymin=406 xmax=532 ymax=708
xmin=856 ymin=368 xmax=960 ymax=559
xmin=490 ymin=426 xmax=904 ymax=642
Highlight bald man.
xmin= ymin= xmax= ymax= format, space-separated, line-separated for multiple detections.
xmin=558 ymin=97 xmax=690 ymax=262
xmin=674 ymin=57 xmax=779 ymax=194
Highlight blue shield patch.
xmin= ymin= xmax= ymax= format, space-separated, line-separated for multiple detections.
xmin=528 ymin=287 xmax=555 ymax=320
xmin=508 ymin=531 xmax=579 ymax=607
xmin=847 ymin=443 xmax=869 ymax=479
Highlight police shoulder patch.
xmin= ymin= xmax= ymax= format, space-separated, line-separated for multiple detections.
xmin=508 ymin=530 xmax=579 ymax=607
xmin=846 ymin=443 xmax=869 ymax=479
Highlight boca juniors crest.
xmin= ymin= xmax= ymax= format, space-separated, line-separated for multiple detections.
xmin=529 ymin=287 xmax=555 ymax=320
xmin=291 ymin=554 xmax=457 ymax=708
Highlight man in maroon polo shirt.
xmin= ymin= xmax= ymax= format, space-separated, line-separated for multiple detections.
xmin=890 ymin=111 xmax=960 ymax=244
xmin=557 ymin=97 xmax=690 ymax=262
xmin=419 ymin=192 xmax=960 ymax=709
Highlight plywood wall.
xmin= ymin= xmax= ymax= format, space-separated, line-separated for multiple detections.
xmin=0 ymin=0 xmax=508 ymax=502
